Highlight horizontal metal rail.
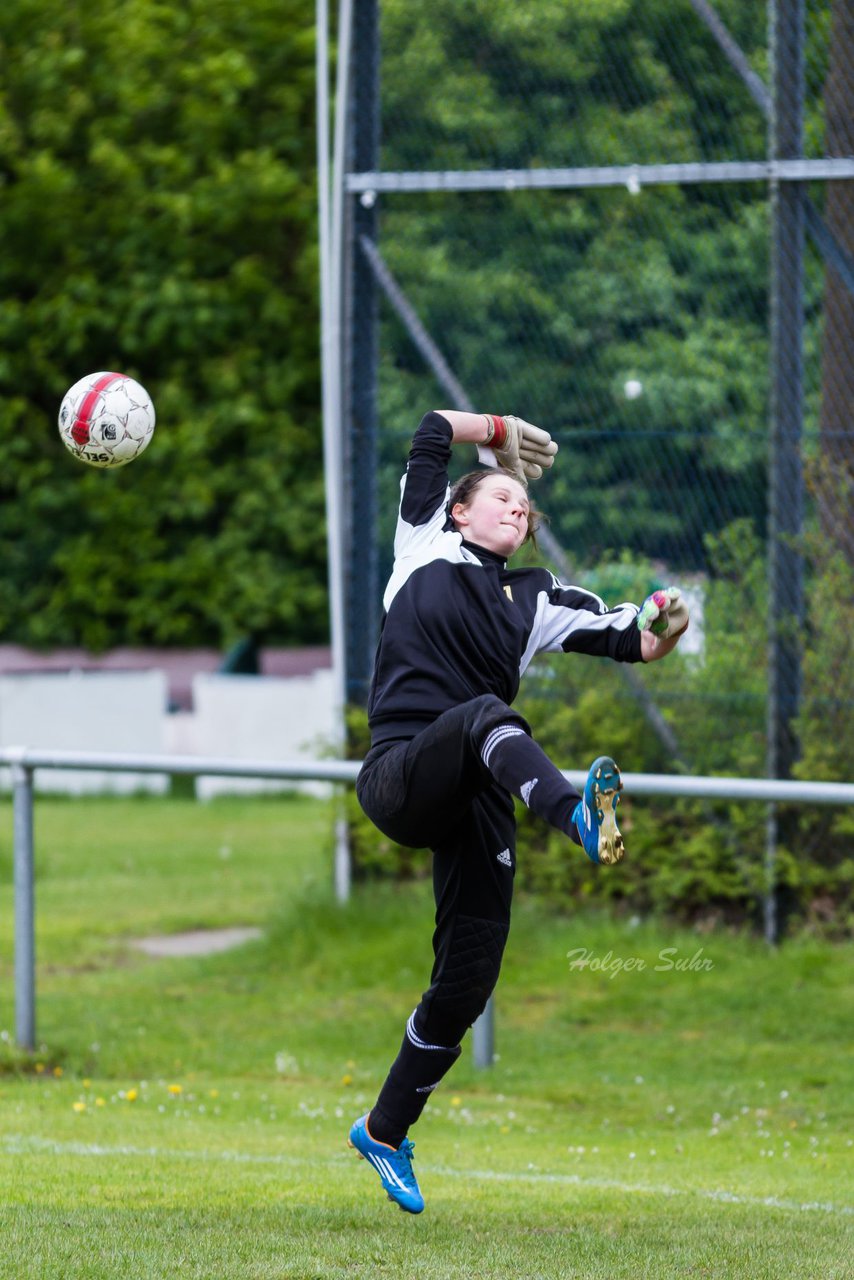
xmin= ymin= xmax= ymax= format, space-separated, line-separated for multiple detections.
xmin=2 ymin=748 xmax=851 ymax=804
xmin=346 ymin=158 xmax=854 ymax=196
xmin=3 ymin=748 xmax=852 ymax=1055
xmin=0 ymin=747 xmax=362 ymax=784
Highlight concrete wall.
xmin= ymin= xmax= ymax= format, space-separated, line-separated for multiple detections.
xmin=0 ymin=669 xmax=336 ymax=796
xmin=190 ymin=671 xmax=335 ymax=799
xmin=0 ymin=671 xmax=169 ymax=794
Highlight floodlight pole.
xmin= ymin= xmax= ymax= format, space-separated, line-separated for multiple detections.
xmin=12 ymin=761 xmax=36 ymax=1050
xmin=766 ymin=0 xmax=805 ymax=944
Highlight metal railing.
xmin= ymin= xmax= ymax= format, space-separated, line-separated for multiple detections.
xmin=3 ymin=747 xmax=853 ymax=1062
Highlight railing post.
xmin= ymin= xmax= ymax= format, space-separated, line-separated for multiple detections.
xmin=12 ymin=760 xmax=36 ymax=1050
xmin=472 ymin=995 xmax=495 ymax=1068
xmin=334 ymin=812 xmax=352 ymax=904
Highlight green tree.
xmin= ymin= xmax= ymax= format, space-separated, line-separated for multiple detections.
xmin=0 ymin=0 xmax=324 ymax=650
xmin=373 ymin=0 xmax=778 ymax=568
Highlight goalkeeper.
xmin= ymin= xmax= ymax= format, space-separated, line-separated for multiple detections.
xmin=348 ymin=409 xmax=689 ymax=1213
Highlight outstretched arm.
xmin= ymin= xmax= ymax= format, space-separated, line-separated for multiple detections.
xmin=640 ymin=627 xmax=687 ymax=662
xmin=637 ymin=588 xmax=690 ymax=663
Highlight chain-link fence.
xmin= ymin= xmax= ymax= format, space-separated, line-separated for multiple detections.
xmin=326 ymin=0 xmax=854 ymax=932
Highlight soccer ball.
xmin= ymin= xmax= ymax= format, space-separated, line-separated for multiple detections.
xmin=58 ymin=371 xmax=155 ymax=468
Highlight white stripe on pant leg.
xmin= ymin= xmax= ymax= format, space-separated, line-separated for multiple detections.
xmin=406 ymin=1011 xmax=460 ymax=1053
xmin=481 ymin=724 xmax=525 ymax=769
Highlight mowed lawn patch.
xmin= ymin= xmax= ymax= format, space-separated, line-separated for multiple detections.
xmin=1 ymin=794 xmax=852 ymax=1279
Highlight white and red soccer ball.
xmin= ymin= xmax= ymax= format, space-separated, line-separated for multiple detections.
xmin=58 ymin=371 xmax=155 ymax=468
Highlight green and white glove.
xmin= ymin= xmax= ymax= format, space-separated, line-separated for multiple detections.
xmin=482 ymin=414 xmax=558 ymax=484
xmin=636 ymin=587 xmax=690 ymax=639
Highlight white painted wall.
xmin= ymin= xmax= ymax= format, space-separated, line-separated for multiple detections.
xmin=191 ymin=671 xmax=336 ymax=799
xmin=0 ymin=668 xmax=336 ymax=797
xmin=0 ymin=671 xmax=169 ymax=794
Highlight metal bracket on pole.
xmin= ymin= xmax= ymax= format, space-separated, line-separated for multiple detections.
xmin=11 ymin=752 xmax=36 ymax=1051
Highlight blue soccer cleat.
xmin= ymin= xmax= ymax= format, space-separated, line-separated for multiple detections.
xmin=348 ymin=1114 xmax=425 ymax=1214
xmin=572 ymin=756 xmax=624 ymax=865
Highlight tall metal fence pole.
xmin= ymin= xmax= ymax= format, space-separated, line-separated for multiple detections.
xmin=12 ymin=762 xmax=36 ymax=1051
xmin=766 ymin=0 xmax=806 ymax=945
xmin=319 ymin=0 xmax=355 ymax=903
xmin=344 ymin=0 xmax=381 ymax=708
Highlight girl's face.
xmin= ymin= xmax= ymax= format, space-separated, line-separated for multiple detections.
xmin=451 ymin=473 xmax=530 ymax=558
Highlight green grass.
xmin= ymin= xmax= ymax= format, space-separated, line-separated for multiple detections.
xmin=1 ymin=794 xmax=852 ymax=1279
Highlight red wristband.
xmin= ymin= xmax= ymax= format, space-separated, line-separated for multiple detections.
xmin=487 ymin=414 xmax=507 ymax=449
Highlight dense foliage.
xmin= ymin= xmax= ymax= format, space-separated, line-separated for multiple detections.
xmin=0 ymin=0 xmax=839 ymax=647
xmin=374 ymin=0 xmax=776 ymax=569
xmin=0 ymin=0 xmax=324 ymax=649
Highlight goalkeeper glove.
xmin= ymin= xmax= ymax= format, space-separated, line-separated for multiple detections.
xmin=483 ymin=414 xmax=558 ymax=484
xmin=636 ymin=587 xmax=690 ymax=639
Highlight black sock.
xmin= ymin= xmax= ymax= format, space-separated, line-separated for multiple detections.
xmin=369 ymin=1012 xmax=462 ymax=1148
xmin=481 ymin=723 xmax=581 ymax=840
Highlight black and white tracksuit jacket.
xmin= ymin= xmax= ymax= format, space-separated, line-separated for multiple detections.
xmin=367 ymin=412 xmax=644 ymax=747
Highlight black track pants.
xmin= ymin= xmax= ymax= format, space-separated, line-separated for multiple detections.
xmin=357 ymin=694 xmax=581 ymax=1046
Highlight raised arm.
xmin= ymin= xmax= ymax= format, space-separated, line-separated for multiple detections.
xmin=434 ymin=410 xmax=496 ymax=445
xmin=435 ymin=410 xmax=558 ymax=482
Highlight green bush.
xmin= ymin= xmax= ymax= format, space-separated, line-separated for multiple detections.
xmin=0 ymin=0 xmax=325 ymax=650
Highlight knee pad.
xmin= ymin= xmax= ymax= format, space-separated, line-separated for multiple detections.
xmin=420 ymin=914 xmax=509 ymax=1043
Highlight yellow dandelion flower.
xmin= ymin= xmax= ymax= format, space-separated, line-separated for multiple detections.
xmin=53 ymin=1066 xmax=64 ymax=1078
xmin=95 ymin=1098 xmax=106 ymax=1107
xmin=208 ymin=1089 xmax=219 ymax=1099
xmin=168 ymin=1084 xmax=183 ymax=1095
xmin=83 ymin=1079 xmax=92 ymax=1089
xmin=72 ymin=1101 xmax=86 ymax=1114
xmin=341 ymin=1073 xmax=353 ymax=1086
xmin=126 ymin=1088 xmax=138 ymax=1102
xmin=451 ymin=1096 xmax=462 ymax=1107
xmin=35 ymin=1063 xmax=45 ymax=1074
